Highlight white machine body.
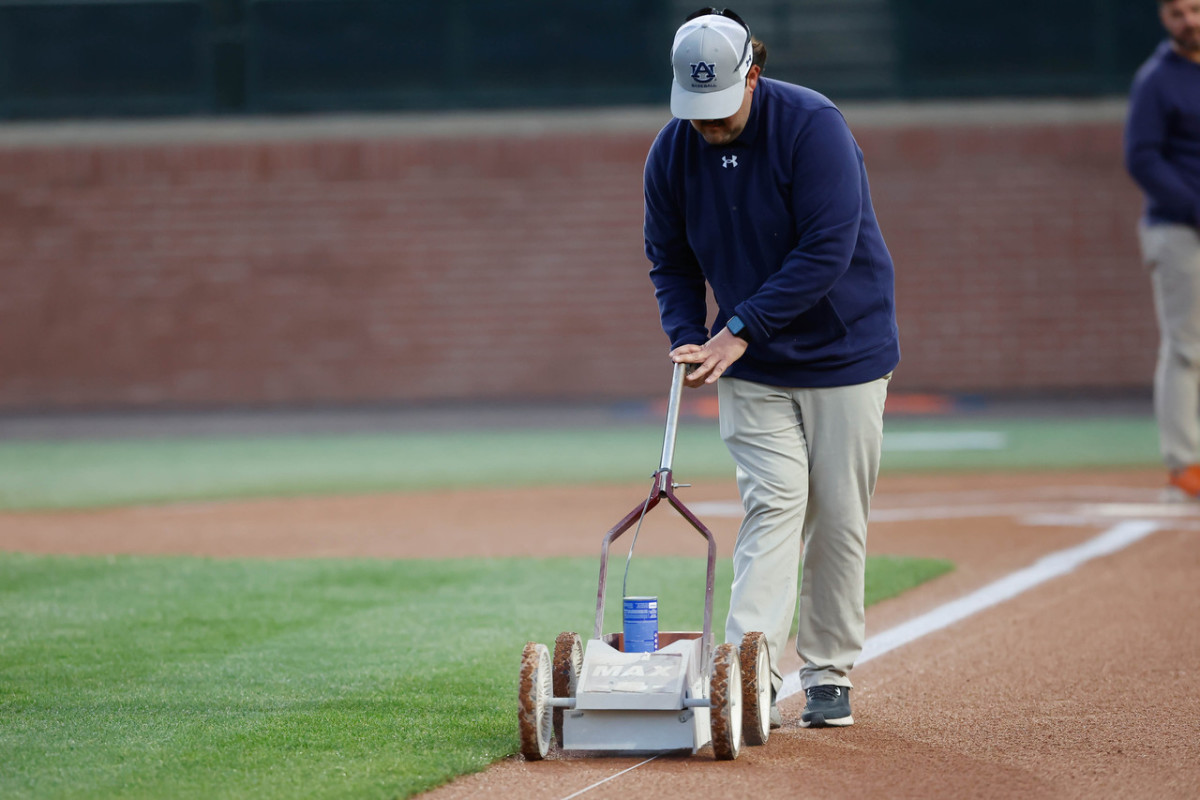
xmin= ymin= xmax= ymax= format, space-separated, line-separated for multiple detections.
xmin=562 ymin=636 xmax=710 ymax=753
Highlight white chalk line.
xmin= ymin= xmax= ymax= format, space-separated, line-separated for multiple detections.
xmin=882 ymin=431 xmax=1007 ymax=451
xmin=687 ymin=500 xmax=1066 ymax=520
xmin=689 ymin=499 xmax=1200 ymax=523
xmin=556 ymin=755 xmax=660 ymax=800
xmin=778 ymin=518 xmax=1161 ymax=700
xmin=555 ymin=512 xmax=1165 ymax=799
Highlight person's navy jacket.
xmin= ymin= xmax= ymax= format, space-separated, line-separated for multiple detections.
xmin=1124 ymin=41 xmax=1200 ymax=228
xmin=644 ymin=77 xmax=900 ymax=388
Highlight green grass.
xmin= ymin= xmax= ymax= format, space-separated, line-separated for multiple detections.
xmin=0 ymin=552 xmax=952 ymax=800
xmin=0 ymin=415 xmax=1159 ymax=511
xmin=876 ymin=416 xmax=1159 ymax=472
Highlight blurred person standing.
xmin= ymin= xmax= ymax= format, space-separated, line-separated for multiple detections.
xmin=643 ymin=8 xmax=899 ymax=727
xmin=1125 ymin=0 xmax=1200 ymax=498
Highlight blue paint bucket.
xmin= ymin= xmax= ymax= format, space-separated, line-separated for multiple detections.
xmin=622 ymin=596 xmax=658 ymax=653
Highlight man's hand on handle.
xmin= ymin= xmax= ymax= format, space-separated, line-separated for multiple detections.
xmin=670 ymin=327 xmax=749 ymax=387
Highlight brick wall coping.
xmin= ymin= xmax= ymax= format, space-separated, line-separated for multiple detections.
xmin=0 ymin=98 xmax=1130 ymax=149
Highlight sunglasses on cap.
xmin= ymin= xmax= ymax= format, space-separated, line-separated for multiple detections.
xmin=684 ymin=7 xmax=753 ymax=71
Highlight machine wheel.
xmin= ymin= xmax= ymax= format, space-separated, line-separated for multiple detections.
xmin=709 ymin=642 xmax=743 ymax=760
xmin=518 ymin=642 xmax=553 ymax=760
xmin=552 ymin=631 xmax=583 ymax=745
xmin=739 ymin=631 xmax=772 ymax=745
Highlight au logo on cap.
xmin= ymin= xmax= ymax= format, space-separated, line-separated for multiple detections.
xmin=690 ymin=61 xmax=716 ymax=84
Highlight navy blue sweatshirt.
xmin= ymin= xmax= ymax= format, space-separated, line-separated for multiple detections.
xmin=643 ymin=77 xmax=899 ymax=388
xmin=1124 ymin=41 xmax=1200 ymax=227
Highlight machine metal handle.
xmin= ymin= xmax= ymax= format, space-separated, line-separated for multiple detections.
xmin=658 ymin=361 xmax=688 ymax=481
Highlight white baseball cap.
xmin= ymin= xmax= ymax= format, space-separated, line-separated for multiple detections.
xmin=669 ymin=10 xmax=753 ymax=120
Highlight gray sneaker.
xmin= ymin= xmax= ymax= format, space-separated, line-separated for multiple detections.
xmin=800 ymin=685 xmax=853 ymax=728
xmin=769 ymin=703 xmax=782 ymax=729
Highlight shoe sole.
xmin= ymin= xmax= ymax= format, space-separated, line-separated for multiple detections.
xmin=799 ymin=714 xmax=853 ymax=728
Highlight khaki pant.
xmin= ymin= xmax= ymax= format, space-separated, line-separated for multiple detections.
xmin=718 ymin=374 xmax=889 ymax=693
xmin=1141 ymin=222 xmax=1200 ymax=471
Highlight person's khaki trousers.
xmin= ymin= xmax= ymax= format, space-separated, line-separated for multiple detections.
xmin=718 ymin=374 xmax=889 ymax=693
xmin=1141 ymin=222 xmax=1200 ymax=471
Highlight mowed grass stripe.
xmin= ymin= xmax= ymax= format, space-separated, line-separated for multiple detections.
xmin=0 ymin=416 xmax=1159 ymax=511
xmin=0 ymin=552 xmax=951 ymax=800
xmin=3 ymin=556 xmax=575 ymax=799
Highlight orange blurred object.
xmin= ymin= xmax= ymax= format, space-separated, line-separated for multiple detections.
xmin=1168 ymin=465 xmax=1200 ymax=499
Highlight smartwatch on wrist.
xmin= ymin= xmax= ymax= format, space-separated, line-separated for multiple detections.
xmin=726 ymin=315 xmax=749 ymax=342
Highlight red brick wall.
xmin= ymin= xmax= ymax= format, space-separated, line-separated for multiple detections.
xmin=857 ymin=114 xmax=1152 ymax=393
xmin=0 ymin=105 xmax=1153 ymax=412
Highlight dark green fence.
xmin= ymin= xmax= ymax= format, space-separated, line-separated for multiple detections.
xmin=245 ymin=0 xmax=670 ymax=112
xmin=893 ymin=0 xmax=1163 ymax=97
xmin=0 ymin=0 xmax=1169 ymax=120
xmin=0 ymin=0 xmax=212 ymax=117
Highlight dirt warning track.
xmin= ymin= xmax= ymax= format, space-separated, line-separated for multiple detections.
xmin=1 ymin=468 xmax=1197 ymax=799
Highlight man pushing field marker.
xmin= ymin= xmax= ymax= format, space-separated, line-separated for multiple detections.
xmin=643 ymin=6 xmax=900 ymax=729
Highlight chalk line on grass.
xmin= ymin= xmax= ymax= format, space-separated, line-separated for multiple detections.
xmin=882 ymin=431 xmax=1006 ymax=451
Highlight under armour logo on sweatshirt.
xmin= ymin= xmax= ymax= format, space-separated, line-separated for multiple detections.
xmin=722 ymin=155 xmax=738 ymax=169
